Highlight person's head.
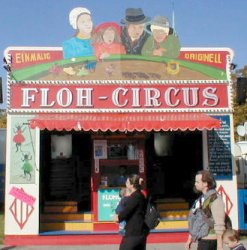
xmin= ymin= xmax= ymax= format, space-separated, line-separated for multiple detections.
xmin=121 ymin=8 xmax=150 ymax=41
xmin=222 ymin=229 xmax=240 ymax=248
xmin=126 ymin=174 xmax=144 ymax=192
xmin=119 ymin=187 xmax=130 ymax=198
xmin=93 ymin=22 xmax=122 ymax=44
xmin=127 ymin=24 xmax=146 ymax=41
xmin=103 ymin=27 xmax=117 ymax=44
xmin=149 ymin=16 xmax=170 ymax=43
xmin=69 ymin=7 xmax=93 ymax=37
xmin=194 ymin=170 xmax=216 ymax=194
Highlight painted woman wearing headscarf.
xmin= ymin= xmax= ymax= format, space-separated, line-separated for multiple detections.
xmin=63 ymin=7 xmax=95 ymax=59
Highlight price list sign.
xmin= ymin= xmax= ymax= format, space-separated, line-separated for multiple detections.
xmin=207 ymin=115 xmax=232 ymax=180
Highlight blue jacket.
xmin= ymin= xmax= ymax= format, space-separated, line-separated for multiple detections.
xmin=63 ymin=37 xmax=95 ymax=59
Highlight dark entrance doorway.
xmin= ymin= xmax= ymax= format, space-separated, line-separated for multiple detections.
xmin=146 ymin=131 xmax=202 ymax=203
xmin=40 ymin=130 xmax=92 ymax=211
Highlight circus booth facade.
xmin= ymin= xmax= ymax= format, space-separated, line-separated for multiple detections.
xmin=3 ymin=7 xmax=238 ymax=244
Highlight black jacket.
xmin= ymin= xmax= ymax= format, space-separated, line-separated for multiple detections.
xmin=118 ymin=190 xmax=148 ymax=237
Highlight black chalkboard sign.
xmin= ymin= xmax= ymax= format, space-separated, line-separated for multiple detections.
xmin=207 ymin=115 xmax=233 ymax=180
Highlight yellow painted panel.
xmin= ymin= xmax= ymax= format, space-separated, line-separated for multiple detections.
xmin=84 ymin=213 xmax=93 ymax=221
xmin=160 ymin=210 xmax=189 ymax=219
xmin=156 ymin=220 xmax=188 ymax=229
xmin=41 ymin=222 xmax=94 ymax=231
xmin=65 ymin=222 xmax=93 ymax=231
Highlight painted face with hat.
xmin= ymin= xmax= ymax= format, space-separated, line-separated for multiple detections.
xmin=69 ymin=7 xmax=93 ymax=38
xmin=150 ymin=16 xmax=170 ymax=43
xmin=121 ymin=8 xmax=150 ymax=42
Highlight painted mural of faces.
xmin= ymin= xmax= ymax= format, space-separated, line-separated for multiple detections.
xmin=103 ymin=28 xmax=116 ymax=44
xmin=152 ymin=28 xmax=169 ymax=43
xmin=127 ymin=23 xmax=145 ymax=41
xmin=77 ymin=13 xmax=93 ymax=37
xmin=149 ymin=16 xmax=171 ymax=43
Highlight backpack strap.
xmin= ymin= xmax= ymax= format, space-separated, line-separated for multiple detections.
xmin=202 ymin=193 xmax=218 ymax=218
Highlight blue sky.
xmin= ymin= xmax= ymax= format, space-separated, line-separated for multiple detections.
xmin=0 ymin=0 xmax=246 ymax=108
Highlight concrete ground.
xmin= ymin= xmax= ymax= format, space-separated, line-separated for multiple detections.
xmin=0 ymin=243 xmax=192 ymax=250
xmin=1 ymin=240 xmax=247 ymax=250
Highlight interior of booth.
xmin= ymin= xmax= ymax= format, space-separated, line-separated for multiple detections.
xmin=145 ymin=131 xmax=202 ymax=204
xmin=40 ymin=131 xmax=92 ymax=212
xmin=39 ymin=130 xmax=202 ymax=214
xmin=100 ymin=165 xmax=139 ymax=187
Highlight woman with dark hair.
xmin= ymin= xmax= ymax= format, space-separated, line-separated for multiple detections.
xmin=185 ymin=170 xmax=226 ymax=250
xmin=116 ymin=174 xmax=149 ymax=250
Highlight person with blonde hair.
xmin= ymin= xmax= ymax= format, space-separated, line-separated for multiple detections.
xmin=223 ymin=229 xmax=246 ymax=250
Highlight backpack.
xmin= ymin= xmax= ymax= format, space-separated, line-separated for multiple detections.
xmin=144 ymin=197 xmax=161 ymax=230
xmin=188 ymin=192 xmax=232 ymax=241
xmin=188 ymin=208 xmax=214 ymax=241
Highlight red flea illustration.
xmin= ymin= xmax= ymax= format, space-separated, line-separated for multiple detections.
xmin=13 ymin=124 xmax=26 ymax=152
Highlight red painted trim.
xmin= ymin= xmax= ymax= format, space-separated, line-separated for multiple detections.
xmin=93 ymin=191 xmax=98 ymax=221
xmin=4 ymin=232 xmax=189 ymax=246
xmin=148 ymin=232 xmax=188 ymax=243
xmin=94 ymin=223 xmax=119 ymax=231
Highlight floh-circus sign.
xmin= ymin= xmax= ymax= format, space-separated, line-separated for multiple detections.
xmin=10 ymin=83 xmax=229 ymax=112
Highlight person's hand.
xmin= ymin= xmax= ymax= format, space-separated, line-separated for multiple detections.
xmin=185 ymin=236 xmax=192 ymax=250
xmin=185 ymin=240 xmax=192 ymax=250
xmin=113 ymin=214 xmax=119 ymax=222
xmin=100 ymin=52 xmax=110 ymax=60
xmin=153 ymin=48 xmax=166 ymax=56
xmin=217 ymin=247 xmax=223 ymax=250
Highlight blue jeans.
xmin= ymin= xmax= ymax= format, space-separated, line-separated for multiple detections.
xmin=119 ymin=221 xmax=126 ymax=235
